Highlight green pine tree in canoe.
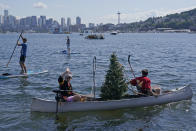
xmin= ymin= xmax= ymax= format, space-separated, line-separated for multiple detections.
xmin=100 ymin=52 xmax=128 ymax=100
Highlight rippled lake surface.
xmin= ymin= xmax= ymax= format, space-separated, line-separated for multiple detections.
xmin=0 ymin=33 xmax=196 ymax=131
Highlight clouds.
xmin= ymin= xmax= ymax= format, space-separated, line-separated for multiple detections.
xmin=0 ymin=3 xmax=9 ymax=10
xmin=33 ymin=2 xmax=47 ymax=9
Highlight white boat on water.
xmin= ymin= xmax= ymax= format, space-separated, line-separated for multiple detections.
xmin=31 ymin=85 xmax=192 ymax=113
xmin=110 ymin=31 xmax=118 ymax=35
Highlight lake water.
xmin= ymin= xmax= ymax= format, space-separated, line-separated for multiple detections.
xmin=0 ymin=33 xmax=195 ymax=131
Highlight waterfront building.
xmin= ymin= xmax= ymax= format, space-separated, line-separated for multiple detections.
xmin=40 ymin=16 xmax=46 ymax=26
xmin=61 ymin=17 xmax=65 ymax=27
xmin=67 ymin=17 xmax=71 ymax=27
xmin=31 ymin=16 xmax=37 ymax=27
xmin=67 ymin=17 xmax=71 ymax=32
xmin=8 ymin=15 xmax=16 ymax=27
xmin=0 ymin=15 xmax=2 ymax=24
xmin=3 ymin=10 xmax=9 ymax=25
xmin=38 ymin=17 xmax=42 ymax=27
xmin=4 ymin=10 xmax=8 ymax=17
xmin=76 ymin=16 xmax=81 ymax=25
xmin=53 ymin=20 xmax=59 ymax=26
xmin=20 ymin=18 xmax=26 ymax=26
xmin=89 ymin=23 xmax=95 ymax=28
xmin=46 ymin=18 xmax=53 ymax=27
xmin=25 ymin=17 xmax=32 ymax=27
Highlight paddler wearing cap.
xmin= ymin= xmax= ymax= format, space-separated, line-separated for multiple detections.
xmin=58 ymin=68 xmax=81 ymax=102
xmin=129 ymin=69 xmax=161 ymax=96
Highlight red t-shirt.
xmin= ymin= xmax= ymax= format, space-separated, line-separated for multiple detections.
xmin=130 ymin=76 xmax=151 ymax=91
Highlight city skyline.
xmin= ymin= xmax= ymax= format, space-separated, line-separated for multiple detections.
xmin=1 ymin=0 xmax=196 ymax=24
xmin=0 ymin=9 xmax=90 ymax=33
xmin=0 ymin=9 xmax=85 ymax=26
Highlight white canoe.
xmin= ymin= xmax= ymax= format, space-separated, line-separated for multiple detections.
xmin=31 ymin=85 xmax=193 ymax=113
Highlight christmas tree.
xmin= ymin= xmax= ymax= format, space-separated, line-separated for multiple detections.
xmin=100 ymin=53 xmax=128 ymax=100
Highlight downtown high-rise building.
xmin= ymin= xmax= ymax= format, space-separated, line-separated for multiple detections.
xmin=89 ymin=23 xmax=95 ymax=28
xmin=0 ymin=15 xmax=2 ymax=24
xmin=4 ymin=10 xmax=8 ymax=17
xmin=67 ymin=17 xmax=71 ymax=32
xmin=76 ymin=16 xmax=81 ymax=25
xmin=8 ymin=15 xmax=16 ymax=26
xmin=40 ymin=16 xmax=46 ymax=26
xmin=67 ymin=17 xmax=71 ymax=27
xmin=61 ymin=17 xmax=65 ymax=27
xmin=46 ymin=18 xmax=53 ymax=26
xmin=20 ymin=18 xmax=26 ymax=26
xmin=25 ymin=16 xmax=32 ymax=27
xmin=3 ymin=10 xmax=9 ymax=25
xmin=38 ymin=17 xmax=42 ymax=27
xmin=31 ymin=16 xmax=37 ymax=27
xmin=46 ymin=18 xmax=54 ymax=26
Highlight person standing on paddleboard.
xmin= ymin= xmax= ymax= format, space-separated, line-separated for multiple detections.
xmin=17 ymin=36 xmax=27 ymax=74
xmin=66 ymin=36 xmax=70 ymax=55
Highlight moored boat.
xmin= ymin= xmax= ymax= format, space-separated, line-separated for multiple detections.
xmin=110 ymin=31 xmax=118 ymax=35
xmin=85 ymin=34 xmax=104 ymax=39
xmin=31 ymin=85 xmax=192 ymax=113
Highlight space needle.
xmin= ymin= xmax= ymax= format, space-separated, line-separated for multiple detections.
xmin=117 ymin=11 xmax=121 ymax=24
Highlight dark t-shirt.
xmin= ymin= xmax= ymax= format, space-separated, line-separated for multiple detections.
xmin=59 ymin=80 xmax=73 ymax=97
xmin=20 ymin=43 xmax=27 ymax=56
xmin=66 ymin=39 xmax=70 ymax=48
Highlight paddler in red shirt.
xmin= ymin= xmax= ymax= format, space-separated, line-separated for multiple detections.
xmin=129 ymin=69 xmax=160 ymax=96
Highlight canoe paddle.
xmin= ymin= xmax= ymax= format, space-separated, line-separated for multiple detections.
xmin=127 ymin=55 xmax=147 ymax=96
xmin=128 ymin=55 xmax=136 ymax=78
xmin=55 ymin=96 xmax=59 ymax=120
xmin=92 ymin=56 xmax=96 ymax=99
xmin=127 ymin=55 xmax=156 ymax=97
xmin=6 ymin=31 xmax=23 ymax=67
xmin=53 ymin=90 xmax=60 ymax=120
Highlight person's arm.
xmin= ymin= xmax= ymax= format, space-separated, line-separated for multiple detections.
xmin=17 ymin=41 xmax=21 ymax=46
xmin=130 ymin=79 xmax=137 ymax=86
xmin=17 ymin=35 xmax=24 ymax=46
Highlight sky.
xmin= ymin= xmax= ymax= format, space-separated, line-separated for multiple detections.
xmin=1 ymin=0 xmax=196 ymax=25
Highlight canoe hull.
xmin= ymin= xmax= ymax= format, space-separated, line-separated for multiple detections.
xmin=31 ymin=85 xmax=193 ymax=112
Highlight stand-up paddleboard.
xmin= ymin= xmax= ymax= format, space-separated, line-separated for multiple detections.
xmin=61 ymin=50 xmax=80 ymax=54
xmin=0 ymin=70 xmax=48 ymax=79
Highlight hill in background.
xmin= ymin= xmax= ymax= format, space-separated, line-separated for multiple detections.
xmin=125 ymin=8 xmax=196 ymax=32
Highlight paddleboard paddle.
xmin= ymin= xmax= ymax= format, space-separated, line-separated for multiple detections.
xmin=6 ymin=31 xmax=23 ymax=67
